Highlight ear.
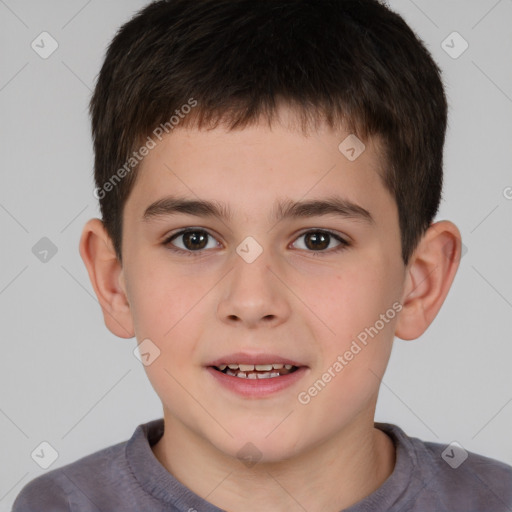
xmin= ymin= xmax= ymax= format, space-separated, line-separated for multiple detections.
xmin=395 ymin=220 xmax=462 ymax=341
xmin=79 ymin=218 xmax=135 ymax=339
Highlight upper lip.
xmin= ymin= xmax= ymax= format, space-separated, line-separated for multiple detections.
xmin=207 ymin=352 xmax=306 ymax=368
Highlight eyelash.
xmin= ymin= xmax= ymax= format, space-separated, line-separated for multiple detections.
xmin=162 ymin=228 xmax=350 ymax=257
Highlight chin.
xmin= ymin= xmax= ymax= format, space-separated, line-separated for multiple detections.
xmin=212 ymin=427 xmax=306 ymax=465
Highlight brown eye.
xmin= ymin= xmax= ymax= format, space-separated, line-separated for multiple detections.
xmin=167 ymin=229 xmax=217 ymax=252
xmin=292 ymin=230 xmax=349 ymax=253
xmin=182 ymin=231 xmax=208 ymax=250
xmin=304 ymin=232 xmax=330 ymax=250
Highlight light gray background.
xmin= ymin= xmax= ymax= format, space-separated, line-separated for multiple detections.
xmin=1 ymin=0 xmax=511 ymax=509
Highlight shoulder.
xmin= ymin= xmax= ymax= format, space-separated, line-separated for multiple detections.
xmin=11 ymin=471 xmax=71 ymax=512
xmin=382 ymin=423 xmax=512 ymax=511
xmin=12 ymin=437 xmax=131 ymax=512
xmin=421 ymin=437 xmax=512 ymax=509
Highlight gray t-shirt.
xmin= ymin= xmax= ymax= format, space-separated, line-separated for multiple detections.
xmin=12 ymin=419 xmax=512 ymax=511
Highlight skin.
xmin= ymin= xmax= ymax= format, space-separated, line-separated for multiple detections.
xmin=80 ymin=105 xmax=461 ymax=512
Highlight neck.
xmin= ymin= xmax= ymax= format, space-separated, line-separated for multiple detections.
xmin=152 ymin=410 xmax=396 ymax=512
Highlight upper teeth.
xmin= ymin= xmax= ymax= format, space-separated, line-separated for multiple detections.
xmin=218 ymin=363 xmax=293 ymax=371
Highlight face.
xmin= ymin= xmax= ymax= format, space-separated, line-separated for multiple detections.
xmin=119 ymin=109 xmax=406 ymax=462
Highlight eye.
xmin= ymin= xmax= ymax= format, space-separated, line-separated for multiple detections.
xmin=292 ymin=230 xmax=349 ymax=254
xmin=163 ymin=228 xmax=349 ymax=257
xmin=164 ymin=229 xmax=220 ymax=254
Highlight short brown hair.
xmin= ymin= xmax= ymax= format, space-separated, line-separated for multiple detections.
xmin=89 ymin=0 xmax=447 ymax=264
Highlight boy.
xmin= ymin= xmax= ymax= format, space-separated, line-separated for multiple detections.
xmin=13 ymin=0 xmax=512 ymax=510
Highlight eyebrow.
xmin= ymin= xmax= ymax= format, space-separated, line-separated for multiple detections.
xmin=142 ymin=195 xmax=374 ymax=225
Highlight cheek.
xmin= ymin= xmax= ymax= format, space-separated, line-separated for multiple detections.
xmin=126 ymin=259 xmax=205 ymax=341
xmin=306 ymin=263 xmax=402 ymax=394
xmin=302 ymin=273 xmax=399 ymax=425
xmin=315 ymin=263 xmax=398 ymax=333
xmin=129 ymin=264 xmax=207 ymax=393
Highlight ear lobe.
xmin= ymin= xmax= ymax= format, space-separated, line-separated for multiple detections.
xmin=79 ymin=218 xmax=135 ymax=339
xmin=395 ymin=220 xmax=462 ymax=341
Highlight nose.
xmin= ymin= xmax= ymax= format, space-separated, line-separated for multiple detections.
xmin=216 ymin=249 xmax=291 ymax=329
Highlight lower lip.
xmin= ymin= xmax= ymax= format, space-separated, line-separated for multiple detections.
xmin=206 ymin=366 xmax=308 ymax=398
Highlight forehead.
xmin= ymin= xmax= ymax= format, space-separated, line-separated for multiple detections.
xmin=125 ymin=115 xmax=395 ymax=228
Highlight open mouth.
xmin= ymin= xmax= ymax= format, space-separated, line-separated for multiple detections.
xmin=213 ymin=363 xmax=298 ymax=379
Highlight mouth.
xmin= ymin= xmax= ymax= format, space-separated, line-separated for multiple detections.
xmin=206 ymin=354 xmax=307 ymax=397
xmin=213 ymin=363 xmax=298 ymax=379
